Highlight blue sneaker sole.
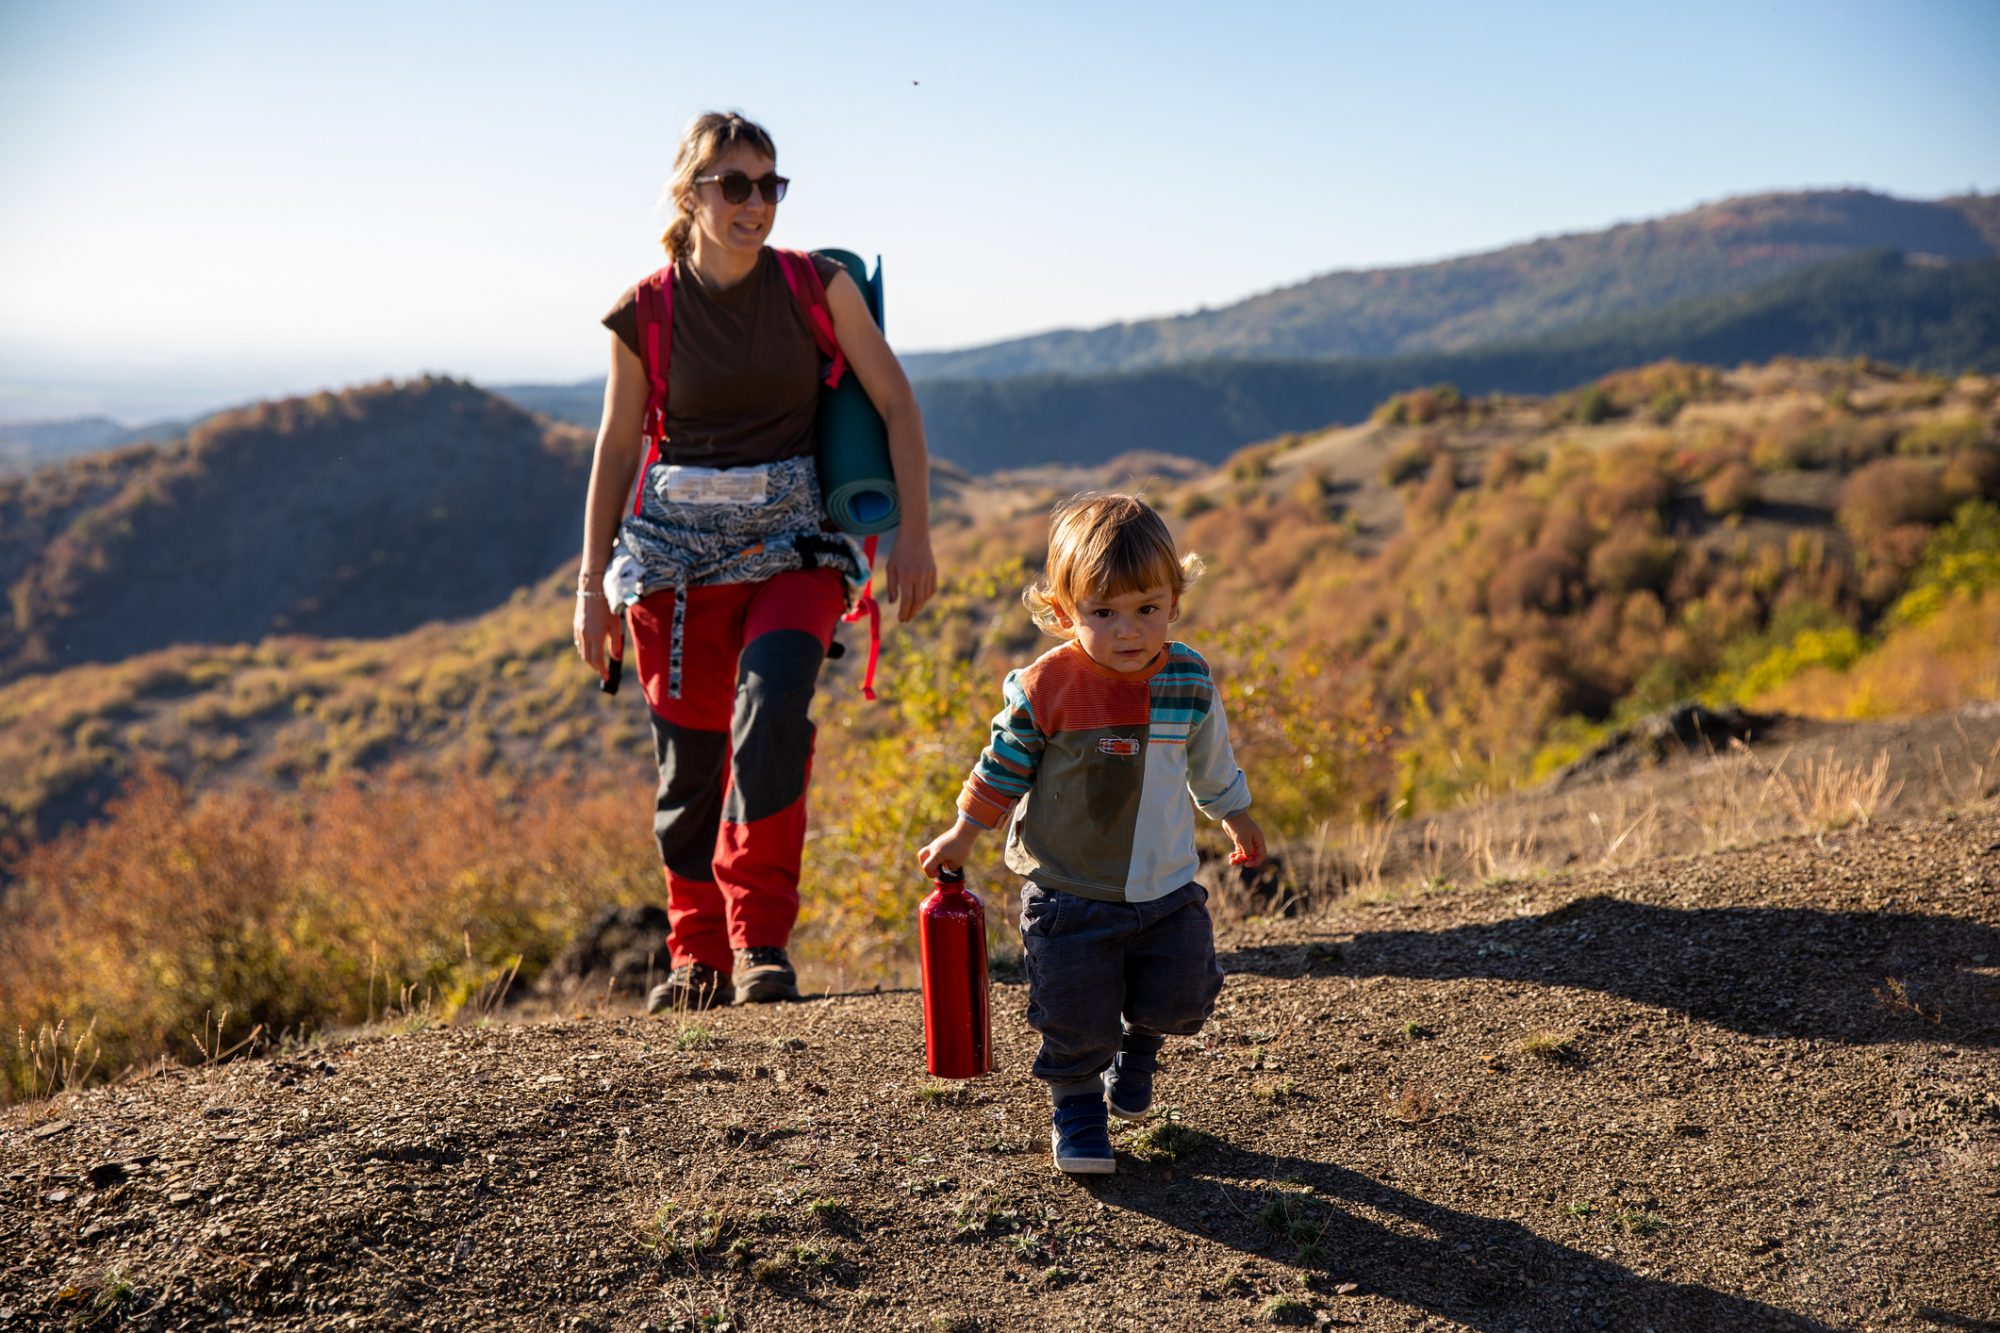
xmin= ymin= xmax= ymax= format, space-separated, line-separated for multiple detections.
xmin=1050 ymin=1129 xmax=1116 ymax=1173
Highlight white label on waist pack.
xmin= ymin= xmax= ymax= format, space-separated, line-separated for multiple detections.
xmin=658 ymin=465 xmax=769 ymax=505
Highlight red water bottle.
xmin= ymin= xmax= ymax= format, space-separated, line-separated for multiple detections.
xmin=919 ymin=867 xmax=993 ymax=1078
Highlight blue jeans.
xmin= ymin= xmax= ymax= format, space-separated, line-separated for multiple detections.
xmin=1018 ymin=880 xmax=1225 ymax=1085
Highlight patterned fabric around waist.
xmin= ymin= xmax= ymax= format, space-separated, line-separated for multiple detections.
xmin=615 ymin=454 xmax=866 ymax=697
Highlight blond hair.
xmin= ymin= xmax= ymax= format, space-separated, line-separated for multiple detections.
xmin=1024 ymin=492 xmax=1205 ymax=637
xmin=659 ymin=111 xmax=778 ymax=261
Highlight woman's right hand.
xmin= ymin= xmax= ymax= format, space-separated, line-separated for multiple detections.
xmin=574 ymin=589 xmax=619 ymax=679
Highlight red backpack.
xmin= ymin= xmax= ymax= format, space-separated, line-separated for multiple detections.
xmin=629 ymin=249 xmax=882 ymax=699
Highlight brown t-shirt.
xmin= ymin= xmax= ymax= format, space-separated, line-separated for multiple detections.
xmin=602 ymin=249 xmax=845 ymax=469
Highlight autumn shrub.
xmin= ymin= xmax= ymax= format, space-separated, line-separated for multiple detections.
xmin=1837 ymin=459 xmax=1953 ymax=546
xmin=1394 ymin=655 xmax=1566 ymax=813
xmin=1748 ymin=409 xmax=1825 ymax=473
xmin=1407 ymin=458 xmax=1457 ymax=524
xmin=1288 ymin=471 xmax=1333 ymax=512
xmin=1372 ymin=384 xmax=1464 ymax=427
xmin=1701 ymin=461 xmax=1760 ymax=517
xmin=1482 ymin=444 xmax=1530 ymax=490
xmin=1201 ymin=626 xmax=1392 ymax=836
xmin=1586 ymin=527 xmax=1678 ymax=596
xmin=1586 ymin=449 xmax=1671 ymax=526
xmin=1229 ymin=442 xmax=1277 ymax=483
xmin=0 ymin=763 xmax=658 ymax=1098
xmin=1486 ymin=548 xmax=1581 ymax=617
xmin=1381 ymin=432 xmax=1443 ymax=486
xmin=1943 ymin=446 xmax=2000 ymax=503
xmin=1536 ymin=505 xmax=1596 ymax=560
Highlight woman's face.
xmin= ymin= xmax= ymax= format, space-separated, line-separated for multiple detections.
xmin=685 ymin=144 xmax=778 ymax=261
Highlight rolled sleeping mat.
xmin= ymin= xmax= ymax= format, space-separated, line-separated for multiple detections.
xmin=815 ymin=248 xmax=900 ymax=535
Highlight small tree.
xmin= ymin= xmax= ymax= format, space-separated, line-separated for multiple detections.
xmin=1701 ymin=461 xmax=1760 ymax=517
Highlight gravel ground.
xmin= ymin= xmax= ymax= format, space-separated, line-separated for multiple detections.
xmin=3 ymin=801 xmax=1995 ymax=1332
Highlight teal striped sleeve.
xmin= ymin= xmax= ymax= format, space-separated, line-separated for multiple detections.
xmin=958 ymin=670 xmax=1045 ymax=830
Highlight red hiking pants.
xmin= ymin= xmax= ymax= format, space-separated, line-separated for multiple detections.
xmin=627 ymin=568 xmax=845 ymax=972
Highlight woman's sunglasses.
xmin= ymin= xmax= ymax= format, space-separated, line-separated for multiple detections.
xmin=693 ymin=171 xmax=789 ymax=205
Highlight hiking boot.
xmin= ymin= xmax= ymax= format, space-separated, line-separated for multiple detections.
xmin=645 ymin=962 xmax=730 ymax=1014
xmin=1105 ymin=1033 xmax=1163 ymax=1121
xmin=1050 ymin=1094 xmax=1115 ymax=1174
xmin=731 ymin=946 xmax=801 ymax=1004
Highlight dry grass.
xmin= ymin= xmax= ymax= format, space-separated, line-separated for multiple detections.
xmin=1516 ymin=1030 xmax=1581 ymax=1063
xmin=5 ymin=1019 xmax=102 ymax=1107
xmin=1377 ymin=1083 xmax=1456 ymax=1123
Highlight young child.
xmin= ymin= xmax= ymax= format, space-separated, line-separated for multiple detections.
xmin=917 ymin=492 xmax=1264 ymax=1175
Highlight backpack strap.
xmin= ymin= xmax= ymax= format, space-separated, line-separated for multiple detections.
xmin=773 ymin=249 xmax=847 ymax=388
xmin=845 ymin=534 xmax=882 ymax=701
xmin=631 ymin=263 xmax=674 ymax=517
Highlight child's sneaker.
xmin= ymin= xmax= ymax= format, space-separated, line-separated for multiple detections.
xmin=1104 ymin=1034 xmax=1162 ymax=1121
xmin=1050 ymin=1094 xmax=1116 ymax=1174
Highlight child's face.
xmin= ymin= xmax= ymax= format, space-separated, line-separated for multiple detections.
xmin=1060 ymin=583 xmax=1177 ymax=673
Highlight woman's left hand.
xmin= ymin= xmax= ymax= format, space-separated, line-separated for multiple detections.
xmin=884 ymin=527 xmax=937 ymax=622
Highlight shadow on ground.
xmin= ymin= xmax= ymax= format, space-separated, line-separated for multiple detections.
xmin=1093 ymin=1143 xmax=1831 ymax=1331
xmin=1221 ymin=899 xmax=2000 ymax=1045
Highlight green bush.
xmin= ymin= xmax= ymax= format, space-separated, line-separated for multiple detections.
xmin=1886 ymin=500 xmax=2000 ymax=628
xmin=1896 ymin=415 xmax=1987 ymax=457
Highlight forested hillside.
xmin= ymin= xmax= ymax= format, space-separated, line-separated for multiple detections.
xmin=912 ymin=252 xmax=2000 ymax=469
xmin=0 ymin=377 xmax=591 ymax=683
xmin=901 ymin=189 xmax=1996 ymax=379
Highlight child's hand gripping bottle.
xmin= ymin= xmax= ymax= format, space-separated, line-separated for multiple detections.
xmin=919 ymin=867 xmax=993 ymax=1078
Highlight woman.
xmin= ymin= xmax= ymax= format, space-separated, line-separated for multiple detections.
xmin=573 ymin=111 xmax=937 ymax=1011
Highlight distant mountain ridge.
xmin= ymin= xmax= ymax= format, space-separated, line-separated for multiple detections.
xmin=900 ymin=189 xmax=1996 ymax=380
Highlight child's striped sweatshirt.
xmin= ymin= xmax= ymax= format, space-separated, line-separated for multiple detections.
xmin=957 ymin=640 xmax=1252 ymax=904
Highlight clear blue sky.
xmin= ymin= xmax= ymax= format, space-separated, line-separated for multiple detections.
xmin=2 ymin=0 xmax=1996 ymax=421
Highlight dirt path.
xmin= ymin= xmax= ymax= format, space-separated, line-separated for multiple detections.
xmin=4 ymin=805 xmax=1996 ymax=1332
